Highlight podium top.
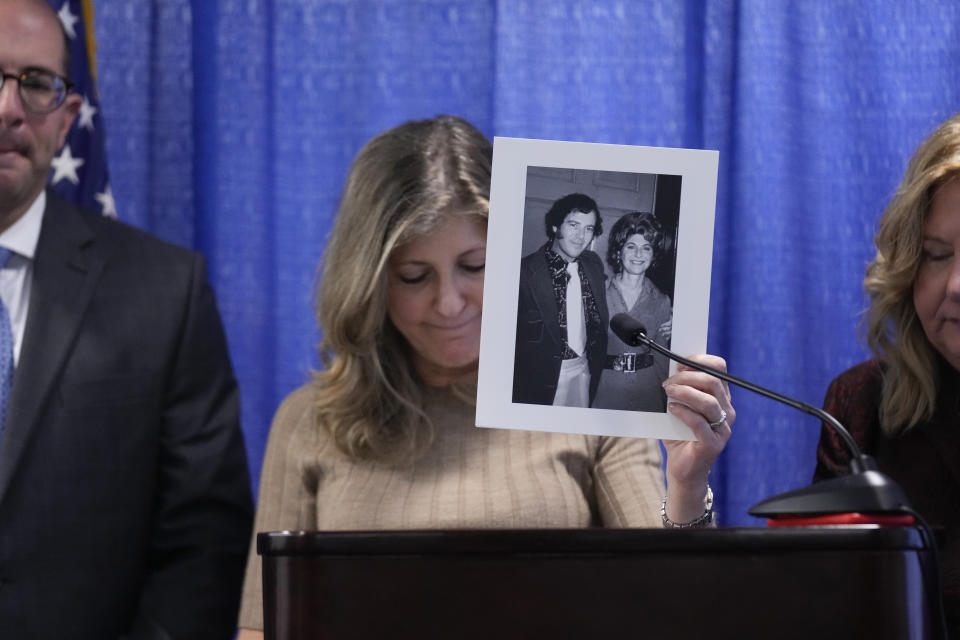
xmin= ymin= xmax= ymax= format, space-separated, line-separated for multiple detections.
xmin=257 ymin=525 xmax=927 ymax=557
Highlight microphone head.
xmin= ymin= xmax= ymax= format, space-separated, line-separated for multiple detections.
xmin=610 ymin=313 xmax=648 ymax=347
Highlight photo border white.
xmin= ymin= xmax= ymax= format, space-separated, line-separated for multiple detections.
xmin=477 ymin=137 xmax=719 ymax=441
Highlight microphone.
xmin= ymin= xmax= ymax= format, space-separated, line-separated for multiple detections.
xmin=609 ymin=312 xmax=911 ymax=517
xmin=614 ymin=316 xmax=954 ymax=637
xmin=610 ymin=313 xmax=650 ymax=351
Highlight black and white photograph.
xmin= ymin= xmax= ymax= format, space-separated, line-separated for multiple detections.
xmin=513 ymin=168 xmax=680 ymax=413
xmin=477 ymin=138 xmax=718 ymax=440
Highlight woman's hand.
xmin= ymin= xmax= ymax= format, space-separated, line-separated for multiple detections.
xmin=660 ymin=354 xmax=734 ymax=524
xmin=657 ymin=316 xmax=673 ymax=342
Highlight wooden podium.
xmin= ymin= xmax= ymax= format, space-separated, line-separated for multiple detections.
xmin=258 ymin=527 xmax=936 ymax=639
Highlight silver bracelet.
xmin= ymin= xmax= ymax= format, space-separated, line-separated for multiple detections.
xmin=661 ymin=485 xmax=714 ymax=528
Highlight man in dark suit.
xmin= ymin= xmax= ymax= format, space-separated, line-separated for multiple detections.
xmin=0 ymin=1 xmax=253 ymax=637
xmin=513 ymin=193 xmax=608 ymax=406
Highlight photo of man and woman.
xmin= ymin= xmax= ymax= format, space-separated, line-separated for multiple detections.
xmin=512 ymin=167 xmax=680 ymax=413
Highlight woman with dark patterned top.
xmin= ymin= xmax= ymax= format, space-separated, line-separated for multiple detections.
xmin=815 ymin=112 xmax=960 ymax=632
xmin=593 ymin=212 xmax=673 ymax=412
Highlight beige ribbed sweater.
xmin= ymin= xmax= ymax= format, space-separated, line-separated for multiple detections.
xmin=238 ymin=383 xmax=665 ymax=630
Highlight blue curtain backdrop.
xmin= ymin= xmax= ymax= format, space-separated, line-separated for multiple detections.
xmin=90 ymin=0 xmax=960 ymax=526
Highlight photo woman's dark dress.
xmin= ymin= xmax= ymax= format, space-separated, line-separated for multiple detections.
xmin=592 ymin=277 xmax=671 ymax=411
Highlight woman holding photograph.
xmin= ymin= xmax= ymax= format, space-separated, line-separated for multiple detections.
xmin=592 ymin=212 xmax=673 ymax=412
xmin=236 ymin=115 xmax=734 ymax=637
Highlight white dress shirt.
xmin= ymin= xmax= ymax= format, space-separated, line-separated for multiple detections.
xmin=0 ymin=191 xmax=44 ymax=367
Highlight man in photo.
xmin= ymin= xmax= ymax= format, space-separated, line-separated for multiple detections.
xmin=513 ymin=193 xmax=608 ymax=407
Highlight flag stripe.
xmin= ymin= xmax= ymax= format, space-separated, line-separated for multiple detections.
xmin=81 ymin=0 xmax=98 ymax=85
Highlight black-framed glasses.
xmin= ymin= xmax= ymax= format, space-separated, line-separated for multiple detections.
xmin=0 ymin=69 xmax=74 ymax=114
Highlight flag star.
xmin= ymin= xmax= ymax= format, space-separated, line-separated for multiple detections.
xmin=95 ymin=184 xmax=117 ymax=218
xmin=57 ymin=2 xmax=79 ymax=39
xmin=50 ymin=145 xmax=85 ymax=185
xmin=78 ymin=96 xmax=97 ymax=131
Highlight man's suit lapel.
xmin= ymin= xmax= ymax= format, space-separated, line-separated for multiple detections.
xmin=529 ymin=257 xmax=565 ymax=348
xmin=531 ymin=251 xmax=609 ymax=347
xmin=0 ymin=197 xmax=105 ymax=505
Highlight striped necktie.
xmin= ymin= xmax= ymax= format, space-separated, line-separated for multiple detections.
xmin=0 ymin=248 xmax=13 ymax=445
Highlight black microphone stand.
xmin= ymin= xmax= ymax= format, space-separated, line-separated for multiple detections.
xmin=610 ymin=313 xmax=950 ymax=638
xmin=608 ymin=313 xmax=910 ymax=516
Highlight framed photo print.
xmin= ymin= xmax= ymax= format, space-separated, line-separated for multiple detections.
xmin=476 ymin=137 xmax=719 ymax=440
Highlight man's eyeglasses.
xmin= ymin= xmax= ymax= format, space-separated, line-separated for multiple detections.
xmin=0 ymin=69 xmax=74 ymax=114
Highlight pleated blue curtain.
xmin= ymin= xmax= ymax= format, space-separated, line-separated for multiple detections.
xmin=705 ymin=2 xmax=960 ymax=520
xmin=92 ymin=0 xmax=960 ymax=525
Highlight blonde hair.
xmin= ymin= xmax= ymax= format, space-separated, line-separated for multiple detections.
xmin=863 ymin=112 xmax=960 ymax=434
xmin=312 ymin=115 xmax=491 ymax=462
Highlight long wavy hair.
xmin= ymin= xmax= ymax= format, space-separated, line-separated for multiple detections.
xmin=863 ymin=112 xmax=960 ymax=434
xmin=312 ymin=115 xmax=491 ymax=463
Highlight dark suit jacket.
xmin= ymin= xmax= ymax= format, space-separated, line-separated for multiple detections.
xmin=0 ymin=195 xmax=254 ymax=639
xmin=513 ymin=247 xmax=608 ymax=405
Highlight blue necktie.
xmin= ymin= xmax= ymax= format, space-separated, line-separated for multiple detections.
xmin=0 ymin=248 xmax=13 ymax=445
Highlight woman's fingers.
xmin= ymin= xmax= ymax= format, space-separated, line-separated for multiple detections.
xmin=662 ymin=354 xmax=735 ymax=446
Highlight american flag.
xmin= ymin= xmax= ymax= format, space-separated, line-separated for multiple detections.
xmin=46 ymin=0 xmax=115 ymax=217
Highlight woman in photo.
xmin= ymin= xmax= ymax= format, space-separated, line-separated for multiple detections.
xmin=592 ymin=212 xmax=673 ymax=412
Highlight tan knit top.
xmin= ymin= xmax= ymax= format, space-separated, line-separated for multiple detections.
xmin=238 ymin=383 xmax=665 ymax=630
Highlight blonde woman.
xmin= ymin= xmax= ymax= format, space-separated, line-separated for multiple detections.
xmin=815 ymin=112 xmax=960 ymax=630
xmin=237 ymin=116 xmax=735 ymax=637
